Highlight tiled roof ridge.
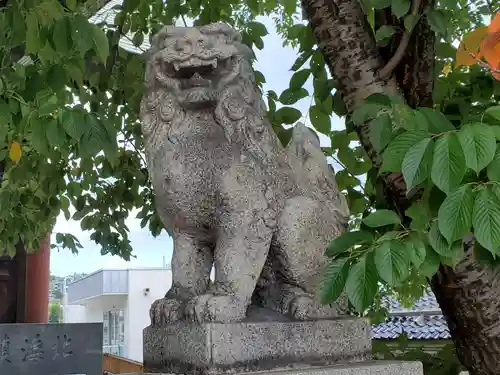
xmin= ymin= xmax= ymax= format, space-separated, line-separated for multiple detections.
xmin=373 ymin=289 xmax=450 ymax=340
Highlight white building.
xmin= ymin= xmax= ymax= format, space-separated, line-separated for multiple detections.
xmin=62 ymin=267 xmax=172 ymax=362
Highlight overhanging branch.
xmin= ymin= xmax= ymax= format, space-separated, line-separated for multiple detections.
xmin=379 ymin=0 xmax=422 ymax=78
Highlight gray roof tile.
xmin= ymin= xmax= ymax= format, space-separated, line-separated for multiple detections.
xmin=372 ymin=290 xmax=450 ymax=340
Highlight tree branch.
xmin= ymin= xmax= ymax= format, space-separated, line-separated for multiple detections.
xmin=379 ymin=0 xmax=422 ymax=78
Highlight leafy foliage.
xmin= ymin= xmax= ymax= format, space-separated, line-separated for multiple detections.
xmin=373 ymin=339 xmax=466 ymax=375
xmin=323 ymin=90 xmax=500 ymax=312
xmin=0 ymin=0 xmax=299 ymax=259
xmin=320 ymin=4 xmax=500 ymax=313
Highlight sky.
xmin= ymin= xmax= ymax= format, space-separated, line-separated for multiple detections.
xmin=49 ymin=15 xmax=346 ymax=277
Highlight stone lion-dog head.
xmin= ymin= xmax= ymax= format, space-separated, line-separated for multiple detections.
xmin=140 ymin=23 xmax=270 ymax=150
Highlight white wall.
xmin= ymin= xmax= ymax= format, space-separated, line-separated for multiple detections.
xmin=63 ymin=305 xmax=87 ymax=323
xmin=65 ymin=295 xmax=127 ymax=323
xmin=125 ymin=268 xmax=172 ymax=362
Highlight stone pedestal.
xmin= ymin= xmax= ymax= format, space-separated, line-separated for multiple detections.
xmin=129 ymin=361 xmax=423 ymax=375
xmin=144 ymin=318 xmax=372 ymax=374
xmin=142 ymin=318 xmax=423 ymax=375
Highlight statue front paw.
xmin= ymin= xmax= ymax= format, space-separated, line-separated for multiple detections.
xmin=184 ymin=294 xmax=247 ymax=323
xmin=289 ymin=294 xmax=345 ymax=321
xmin=149 ymin=297 xmax=184 ymax=326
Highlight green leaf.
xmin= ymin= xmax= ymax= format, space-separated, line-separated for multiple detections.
xmin=375 ymin=25 xmax=396 ymax=42
xmin=472 ymin=187 xmax=500 ymax=253
xmin=309 ymin=106 xmax=330 ymax=134
xmin=406 ymin=202 xmax=430 ymax=230
xmin=372 ymin=0 xmax=392 ymax=8
xmin=332 ymin=91 xmax=347 ymax=116
xmin=123 ymin=0 xmax=141 ymax=12
xmin=255 ymin=71 xmax=266 ymax=86
xmin=335 ymin=169 xmax=358 ymax=191
xmin=39 ymin=95 xmax=59 ymax=117
xmin=428 ymin=221 xmax=451 ymax=256
xmin=362 ymin=209 xmax=401 ymax=227
xmin=66 ymin=0 xmax=77 ymax=10
xmin=374 ymin=240 xmax=409 ymax=285
xmin=437 ymin=185 xmax=474 ymax=244
xmin=80 ymin=115 xmax=108 ymax=156
xmin=406 ymin=234 xmax=427 ymax=268
xmin=370 ymin=114 xmax=393 ymax=153
xmin=346 ymin=255 xmax=379 ymax=312
xmin=325 ymin=231 xmax=374 ymax=257
xmin=484 ymin=106 xmax=500 ymax=123
xmin=279 ymin=88 xmax=308 ymax=105
xmin=494 ymin=126 xmax=500 ymax=141
xmin=248 ymin=21 xmax=268 ymax=37
xmin=36 ymin=1 xmax=63 ymax=25
xmin=427 ymin=9 xmax=448 ymax=37
xmin=419 ymin=247 xmax=441 ymax=278
xmin=440 ymin=241 xmax=465 ymax=267
xmin=60 ymin=196 xmax=71 ymax=220
xmin=381 ymin=130 xmax=429 ymax=172
xmin=46 ymin=118 xmax=67 ymax=147
xmin=393 ymin=105 xmax=423 ymax=131
xmin=391 ymin=0 xmax=410 ymax=18
xmin=92 ymin=25 xmax=110 ymax=64
xmin=30 ymin=116 xmax=49 ymax=154
xmin=291 ymin=50 xmax=312 ymax=71
xmin=352 ymin=103 xmax=386 ymax=125
xmin=282 ymin=0 xmax=296 ymax=16
xmin=458 ymin=123 xmax=497 ymax=174
xmin=404 ymin=14 xmax=418 ymax=31
xmin=401 ymin=137 xmax=433 ymax=191
xmin=418 ymin=108 xmax=455 ymax=133
xmin=486 ymin=145 xmax=500 ymax=182
xmin=320 ymin=259 xmax=350 ymax=304
xmin=276 ymin=107 xmax=301 ymax=124
xmin=25 ymin=12 xmax=40 ymax=54
xmin=132 ymin=31 xmax=144 ymax=47
xmin=62 ymin=109 xmax=86 ymax=140
xmin=289 ymin=69 xmax=311 ymax=89
xmin=101 ymin=119 xmax=118 ymax=164
xmin=71 ymin=15 xmax=94 ymax=55
xmin=0 ymin=99 xmax=12 ymax=127
xmin=474 ymin=244 xmax=500 ymax=267
xmin=431 ymin=133 xmax=466 ymax=193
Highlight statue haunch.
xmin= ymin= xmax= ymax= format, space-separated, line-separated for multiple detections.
xmin=140 ymin=23 xmax=350 ymax=325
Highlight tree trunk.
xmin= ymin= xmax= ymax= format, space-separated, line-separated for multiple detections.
xmin=301 ymin=0 xmax=500 ymax=373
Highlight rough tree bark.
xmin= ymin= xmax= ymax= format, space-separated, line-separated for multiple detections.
xmin=301 ymin=0 xmax=500 ymax=374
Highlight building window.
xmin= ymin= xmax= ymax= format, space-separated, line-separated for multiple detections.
xmin=103 ymin=310 xmax=125 ymax=356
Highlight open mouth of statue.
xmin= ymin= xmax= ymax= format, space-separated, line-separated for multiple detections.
xmin=177 ymin=65 xmax=214 ymax=90
xmin=165 ymin=57 xmax=231 ymax=91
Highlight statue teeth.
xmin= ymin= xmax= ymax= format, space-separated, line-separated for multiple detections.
xmin=174 ymin=63 xmax=180 ymax=71
xmin=212 ymin=60 xmax=217 ymax=69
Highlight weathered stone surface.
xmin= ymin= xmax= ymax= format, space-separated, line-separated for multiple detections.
xmin=0 ymin=322 xmax=103 ymax=375
xmin=143 ymin=318 xmax=371 ymax=374
xmin=125 ymin=360 xmax=423 ymax=375
xmin=140 ymin=23 xmax=350 ymax=325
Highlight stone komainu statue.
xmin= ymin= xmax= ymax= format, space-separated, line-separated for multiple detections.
xmin=140 ymin=23 xmax=349 ymax=324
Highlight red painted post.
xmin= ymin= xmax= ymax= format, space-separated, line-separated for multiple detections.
xmin=25 ymin=234 xmax=51 ymax=323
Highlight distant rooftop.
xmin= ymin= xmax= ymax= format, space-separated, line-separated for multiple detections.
xmin=89 ymin=0 xmax=152 ymax=54
xmin=373 ymin=290 xmax=450 ymax=340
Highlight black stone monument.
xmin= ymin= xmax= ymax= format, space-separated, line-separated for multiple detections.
xmin=0 ymin=322 xmax=103 ymax=375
